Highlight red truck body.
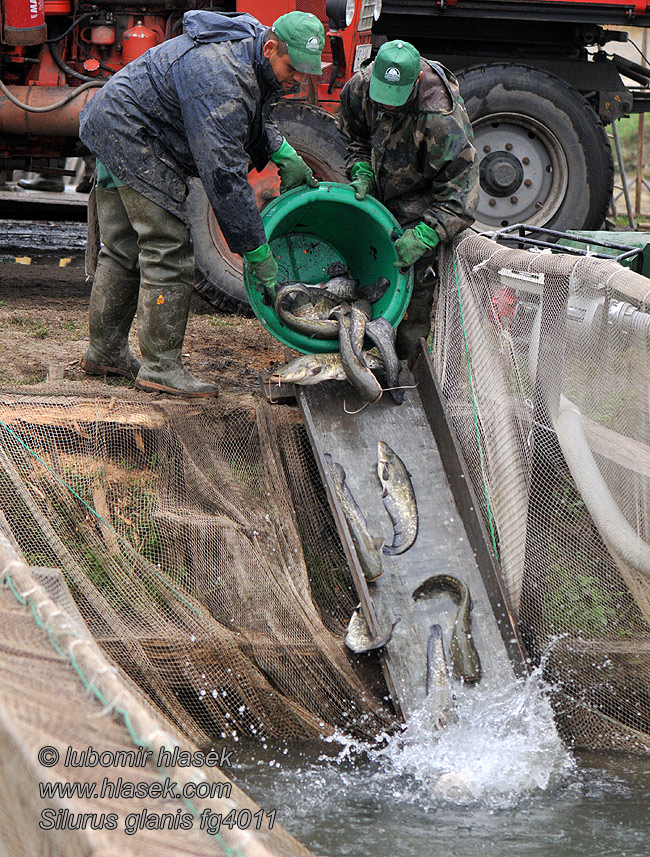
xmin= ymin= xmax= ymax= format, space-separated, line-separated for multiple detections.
xmin=2 ymin=0 xmax=650 ymax=306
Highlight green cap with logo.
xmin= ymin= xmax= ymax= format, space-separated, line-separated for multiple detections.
xmin=369 ymin=40 xmax=422 ymax=106
xmin=272 ymin=11 xmax=325 ymax=75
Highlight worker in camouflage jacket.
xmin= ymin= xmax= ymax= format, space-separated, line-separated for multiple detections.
xmin=338 ymin=40 xmax=479 ymax=358
xmin=79 ymin=11 xmax=324 ymax=397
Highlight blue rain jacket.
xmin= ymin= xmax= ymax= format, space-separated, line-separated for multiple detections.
xmin=79 ymin=11 xmax=284 ymax=254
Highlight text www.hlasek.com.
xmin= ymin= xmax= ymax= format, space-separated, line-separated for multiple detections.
xmin=39 ymin=776 xmax=231 ymax=801
xmin=37 ymin=743 xmax=277 ymax=834
xmin=38 ymin=780 xmax=276 ymax=835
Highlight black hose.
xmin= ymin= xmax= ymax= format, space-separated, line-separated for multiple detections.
xmin=48 ymin=39 xmax=109 ymax=83
xmin=45 ymin=12 xmax=95 ymax=44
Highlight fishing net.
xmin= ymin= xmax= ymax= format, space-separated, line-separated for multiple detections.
xmin=0 ymin=386 xmax=395 ymax=852
xmin=0 ymin=532 xmax=314 ymax=857
xmin=0 ymin=391 xmax=393 ymax=745
xmin=434 ymin=231 xmax=650 ymax=753
xmin=3 ymin=224 xmax=650 ymax=856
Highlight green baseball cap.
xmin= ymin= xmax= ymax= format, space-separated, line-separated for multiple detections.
xmin=369 ymin=40 xmax=421 ymax=106
xmin=272 ymin=11 xmax=325 ymax=75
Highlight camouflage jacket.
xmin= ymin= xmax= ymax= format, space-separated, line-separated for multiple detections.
xmin=337 ymin=59 xmax=479 ymax=241
xmin=80 ymin=12 xmax=283 ymax=254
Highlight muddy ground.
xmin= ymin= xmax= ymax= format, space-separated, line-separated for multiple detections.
xmin=0 ymin=259 xmax=287 ymax=399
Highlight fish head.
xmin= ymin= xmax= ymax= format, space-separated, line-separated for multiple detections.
xmin=328 ymin=302 xmax=351 ymax=320
xmin=269 ymin=362 xmax=310 ymax=384
xmin=377 ymin=440 xmax=392 ymax=462
xmin=274 ymin=282 xmax=313 ymax=310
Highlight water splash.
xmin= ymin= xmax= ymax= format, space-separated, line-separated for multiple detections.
xmin=323 ymin=666 xmax=575 ymax=810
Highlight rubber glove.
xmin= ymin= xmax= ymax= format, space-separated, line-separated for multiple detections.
xmin=349 ymin=161 xmax=375 ymax=200
xmin=245 ymin=243 xmax=278 ymax=301
xmin=394 ymin=221 xmax=440 ymax=269
xmin=270 ymin=138 xmax=318 ymax=195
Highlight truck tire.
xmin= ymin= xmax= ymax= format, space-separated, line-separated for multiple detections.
xmin=189 ymin=101 xmax=347 ymax=314
xmin=457 ymin=64 xmax=614 ymax=232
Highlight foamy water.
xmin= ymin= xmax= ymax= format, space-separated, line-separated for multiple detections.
xmin=233 ymin=671 xmax=648 ymax=857
xmin=369 ymin=667 xmax=575 ymax=808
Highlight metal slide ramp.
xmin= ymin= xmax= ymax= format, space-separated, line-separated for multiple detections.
xmin=296 ymin=341 xmax=527 ymax=721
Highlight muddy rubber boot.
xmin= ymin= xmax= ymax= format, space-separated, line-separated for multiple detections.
xmin=17 ymin=174 xmax=65 ymax=193
xmin=135 ymin=282 xmax=218 ymax=398
xmin=82 ymin=186 xmax=140 ymax=378
xmin=81 ymin=262 xmax=140 ymax=378
xmin=82 ymin=262 xmax=141 ymax=378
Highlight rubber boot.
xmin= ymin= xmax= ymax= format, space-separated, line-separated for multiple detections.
xmin=17 ymin=174 xmax=65 ymax=193
xmin=82 ymin=262 xmax=141 ymax=378
xmin=395 ymin=259 xmax=438 ymax=360
xmin=135 ymin=282 xmax=218 ymax=397
xmin=110 ymin=184 xmax=218 ymax=398
xmin=75 ymin=155 xmax=95 ymax=194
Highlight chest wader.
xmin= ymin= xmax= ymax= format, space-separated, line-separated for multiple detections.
xmin=83 ymin=185 xmax=218 ymax=398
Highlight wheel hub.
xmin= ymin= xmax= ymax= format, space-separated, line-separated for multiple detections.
xmin=472 ymin=112 xmax=568 ymax=230
xmin=479 ymin=151 xmax=524 ymax=197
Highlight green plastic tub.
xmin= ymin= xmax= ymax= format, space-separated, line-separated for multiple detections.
xmin=244 ymin=182 xmax=413 ymax=354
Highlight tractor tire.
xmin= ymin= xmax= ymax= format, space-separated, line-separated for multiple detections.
xmin=189 ymin=100 xmax=347 ymax=314
xmin=457 ymin=64 xmax=614 ymax=232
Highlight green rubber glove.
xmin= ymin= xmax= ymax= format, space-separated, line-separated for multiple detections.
xmin=393 ymin=221 xmax=440 ymax=269
xmin=244 ymin=243 xmax=278 ymax=300
xmin=349 ymin=161 xmax=375 ymax=200
xmin=270 ymin=138 xmax=318 ymax=195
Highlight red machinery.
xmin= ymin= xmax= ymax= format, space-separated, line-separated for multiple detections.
xmin=2 ymin=0 xmax=650 ymax=309
xmin=0 ymin=0 xmax=373 ymax=163
xmin=0 ymin=0 xmax=376 ymax=308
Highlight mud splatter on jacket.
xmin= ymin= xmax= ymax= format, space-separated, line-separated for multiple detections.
xmin=337 ymin=59 xmax=479 ymax=241
xmin=80 ymin=12 xmax=283 ymax=254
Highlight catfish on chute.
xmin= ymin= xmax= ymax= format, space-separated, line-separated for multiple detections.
xmin=376 ymin=441 xmax=418 ymax=555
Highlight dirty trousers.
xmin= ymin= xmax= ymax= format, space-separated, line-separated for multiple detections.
xmin=96 ymin=185 xmax=193 ymax=287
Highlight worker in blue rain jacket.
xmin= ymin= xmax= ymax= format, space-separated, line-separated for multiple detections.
xmin=79 ymin=10 xmax=324 ymax=397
